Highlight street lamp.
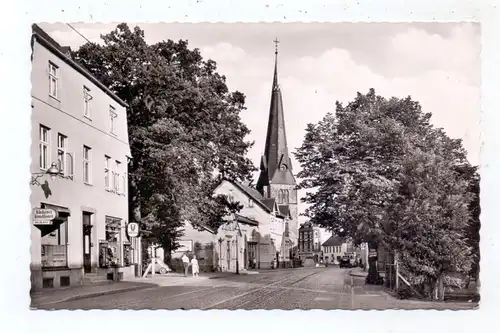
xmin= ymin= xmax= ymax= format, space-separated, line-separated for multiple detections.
xmin=31 ymin=162 xmax=65 ymax=185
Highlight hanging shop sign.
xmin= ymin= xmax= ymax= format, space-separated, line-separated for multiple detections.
xmin=32 ymin=208 xmax=56 ymax=225
xmin=127 ymin=222 xmax=140 ymax=237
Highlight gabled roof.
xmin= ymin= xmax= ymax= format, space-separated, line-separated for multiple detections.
xmin=322 ymin=236 xmax=345 ymax=247
xmin=235 ymin=214 xmax=259 ymax=226
xmin=261 ymin=198 xmax=276 ymax=211
xmin=225 ymin=179 xmax=272 ymax=214
xmin=187 ymin=221 xmax=216 ymax=234
xmin=278 ymin=205 xmax=291 ymax=218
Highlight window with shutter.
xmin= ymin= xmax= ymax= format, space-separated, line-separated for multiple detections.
xmin=65 ymin=152 xmax=74 ymax=179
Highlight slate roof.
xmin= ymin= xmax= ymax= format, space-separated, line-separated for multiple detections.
xmin=322 ymin=236 xmax=345 ymax=247
xmin=222 ymin=179 xmax=289 ymax=220
xmin=230 ymin=181 xmax=271 ymax=213
xmin=235 ymin=214 xmax=259 ymax=226
xmin=278 ymin=205 xmax=291 ymax=218
xmin=261 ymin=198 xmax=276 ymax=211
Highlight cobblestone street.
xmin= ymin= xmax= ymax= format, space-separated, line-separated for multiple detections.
xmin=35 ymin=267 xmax=478 ymax=310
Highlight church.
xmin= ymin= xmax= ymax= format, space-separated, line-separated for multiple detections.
xmin=212 ymin=40 xmax=299 ymax=272
xmin=256 ymin=39 xmax=299 ymax=243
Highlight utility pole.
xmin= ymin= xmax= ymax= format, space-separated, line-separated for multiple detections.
xmin=236 ymin=232 xmax=239 ymax=275
xmin=231 ymin=214 xmax=240 ymax=275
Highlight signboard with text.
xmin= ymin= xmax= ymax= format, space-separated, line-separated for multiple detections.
xmin=127 ymin=222 xmax=139 ymax=237
xmin=32 ymin=208 xmax=56 ymax=225
xmin=175 ymin=240 xmax=193 ymax=253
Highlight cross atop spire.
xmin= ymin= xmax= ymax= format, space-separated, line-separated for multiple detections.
xmin=272 ymin=38 xmax=280 ymax=91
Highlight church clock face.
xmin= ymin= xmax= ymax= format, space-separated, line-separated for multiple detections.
xmin=280 ymin=164 xmax=287 ymax=171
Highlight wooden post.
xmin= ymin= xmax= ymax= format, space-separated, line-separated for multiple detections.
xmin=152 ymin=248 xmax=155 ymax=277
xmin=395 ymin=251 xmax=399 ymax=290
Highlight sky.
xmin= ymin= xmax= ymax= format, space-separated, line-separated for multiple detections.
xmin=38 ymin=22 xmax=481 ymax=230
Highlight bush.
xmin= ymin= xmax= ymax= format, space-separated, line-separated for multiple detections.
xmin=396 ymin=287 xmax=414 ymax=300
xmin=366 ymin=275 xmax=384 ymax=285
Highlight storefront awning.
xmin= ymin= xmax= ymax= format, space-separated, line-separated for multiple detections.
xmin=41 ymin=203 xmax=71 ymax=218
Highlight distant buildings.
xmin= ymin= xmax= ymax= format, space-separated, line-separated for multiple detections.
xmin=297 ymin=222 xmax=325 ymax=265
xmin=30 ymin=24 xmax=138 ymax=290
xmin=321 ymin=236 xmax=353 ymax=264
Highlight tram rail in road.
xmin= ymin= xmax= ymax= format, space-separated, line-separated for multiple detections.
xmin=201 ymin=270 xmax=321 ymax=310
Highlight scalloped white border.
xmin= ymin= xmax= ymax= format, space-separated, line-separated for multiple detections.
xmin=0 ymin=0 xmax=497 ymax=332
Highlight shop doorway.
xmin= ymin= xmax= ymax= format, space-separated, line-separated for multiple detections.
xmin=248 ymin=243 xmax=257 ymax=269
xmin=82 ymin=212 xmax=93 ymax=273
xmin=244 ymin=248 xmax=248 ymax=269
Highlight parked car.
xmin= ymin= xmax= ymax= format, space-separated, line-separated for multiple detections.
xmin=152 ymin=258 xmax=172 ymax=274
xmin=339 ymin=256 xmax=358 ymax=268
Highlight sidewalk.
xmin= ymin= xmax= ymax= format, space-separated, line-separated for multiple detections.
xmin=126 ymin=271 xmax=245 ymax=284
xmin=349 ymin=268 xmax=479 ymax=303
xmin=30 ymin=281 xmax=155 ymax=308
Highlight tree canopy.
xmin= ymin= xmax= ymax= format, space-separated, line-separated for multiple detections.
xmin=295 ymin=89 xmax=479 ymax=296
xmin=72 ymin=23 xmax=255 ymax=253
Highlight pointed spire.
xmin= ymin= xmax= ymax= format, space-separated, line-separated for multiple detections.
xmin=273 ymin=37 xmax=279 ymax=90
xmin=256 ymin=38 xmax=296 ymax=195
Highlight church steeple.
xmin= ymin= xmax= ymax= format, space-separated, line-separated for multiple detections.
xmin=257 ymin=38 xmax=296 ymax=196
xmin=272 ymin=37 xmax=279 ymax=91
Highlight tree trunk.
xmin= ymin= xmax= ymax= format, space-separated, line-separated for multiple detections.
xmin=430 ymin=275 xmax=445 ymax=301
xmin=366 ymin=242 xmax=381 ymax=285
xmin=437 ymin=275 xmax=445 ymax=301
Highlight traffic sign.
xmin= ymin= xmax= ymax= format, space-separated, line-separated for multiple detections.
xmin=33 ymin=208 xmax=56 ymax=225
xmin=127 ymin=222 xmax=140 ymax=237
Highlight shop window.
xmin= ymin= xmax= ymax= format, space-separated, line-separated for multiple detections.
xmin=123 ymin=243 xmax=131 ymax=266
xmin=41 ymin=218 xmax=68 ymax=268
xmin=104 ymin=216 xmax=122 ymax=267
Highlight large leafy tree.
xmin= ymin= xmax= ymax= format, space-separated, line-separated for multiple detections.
xmin=295 ymin=89 xmax=477 ymax=299
xmin=72 ymin=24 xmax=256 ymax=256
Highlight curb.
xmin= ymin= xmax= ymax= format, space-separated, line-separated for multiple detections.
xmin=349 ymin=270 xmax=368 ymax=278
xmin=31 ymin=284 xmax=157 ymax=308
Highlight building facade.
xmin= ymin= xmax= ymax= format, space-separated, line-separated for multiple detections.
xmin=214 ymin=180 xmax=294 ymax=272
xmin=297 ymin=222 xmax=324 ymax=265
xmin=322 ymin=236 xmax=349 ymax=264
xmin=30 ymin=25 xmax=137 ymax=290
xmin=170 ymin=221 xmax=217 ymax=272
xmin=256 ymin=43 xmax=299 ymax=245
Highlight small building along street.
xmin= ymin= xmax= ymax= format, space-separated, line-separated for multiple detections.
xmin=33 ymin=267 xmax=477 ymax=310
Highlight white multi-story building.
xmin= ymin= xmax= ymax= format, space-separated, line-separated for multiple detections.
xmin=213 ymin=180 xmax=293 ymax=271
xmin=30 ymin=24 xmax=138 ymax=290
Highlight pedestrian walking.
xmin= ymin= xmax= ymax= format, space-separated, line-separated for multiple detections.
xmin=191 ymin=255 xmax=200 ymax=277
xmin=182 ymin=253 xmax=190 ymax=277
